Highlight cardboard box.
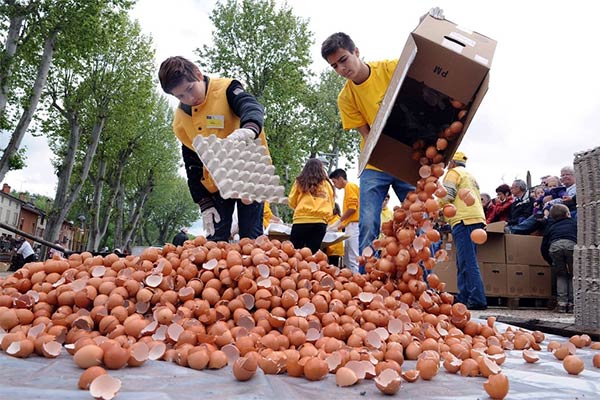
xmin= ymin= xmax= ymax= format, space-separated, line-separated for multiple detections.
xmin=507 ymin=264 xmax=530 ymax=296
xmin=481 ymin=263 xmax=508 ymax=296
xmin=433 ymin=260 xmax=457 ymax=293
xmin=477 ymin=233 xmax=505 ymax=264
xmin=529 ymin=265 xmax=552 ymax=297
xmin=505 ymin=234 xmax=547 ymax=266
xmin=359 ymin=14 xmax=497 ymax=184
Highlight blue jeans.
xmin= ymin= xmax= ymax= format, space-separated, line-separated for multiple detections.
xmin=210 ymin=194 xmax=264 ymax=241
xmin=452 ymin=222 xmax=487 ymax=307
xmin=359 ymin=169 xmax=414 ymax=254
xmin=509 ymin=214 xmax=540 ymax=235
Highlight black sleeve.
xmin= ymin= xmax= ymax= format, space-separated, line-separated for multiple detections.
xmin=540 ymin=221 xmax=553 ymax=266
xmin=181 ymin=144 xmax=212 ymax=204
xmin=226 ymin=80 xmax=264 ymax=136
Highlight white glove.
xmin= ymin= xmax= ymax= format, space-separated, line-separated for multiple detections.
xmin=428 ymin=7 xmax=444 ymax=20
xmin=227 ymin=128 xmax=255 ymax=142
xmin=201 ymin=206 xmax=221 ymax=237
xmin=327 ymin=221 xmax=341 ymax=232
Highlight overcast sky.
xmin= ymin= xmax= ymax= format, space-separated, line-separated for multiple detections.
xmin=3 ymin=0 xmax=599 ymax=225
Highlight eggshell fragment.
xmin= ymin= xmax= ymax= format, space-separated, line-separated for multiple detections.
xmin=563 ymin=355 xmax=584 ymax=375
xmin=73 ymin=344 xmax=104 ymax=369
xmin=335 ymin=367 xmax=358 ymax=387
xmin=401 ymin=369 xmax=420 ymax=383
xmin=78 ymin=366 xmax=107 ymax=390
xmin=374 ymin=368 xmax=401 ymax=395
xmin=522 ymin=349 xmax=539 ymax=363
xmin=483 ymin=373 xmax=509 ymax=399
xmin=233 ymin=356 xmax=258 ymax=381
xmin=89 ymin=374 xmax=121 ymax=400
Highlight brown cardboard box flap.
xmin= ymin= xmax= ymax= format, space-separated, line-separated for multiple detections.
xmin=486 ymin=221 xmax=507 ymax=234
xmin=358 ymin=14 xmax=496 ymax=185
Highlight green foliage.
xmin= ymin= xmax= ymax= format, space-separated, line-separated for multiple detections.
xmin=7 ymin=147 xmax=26 ymax=171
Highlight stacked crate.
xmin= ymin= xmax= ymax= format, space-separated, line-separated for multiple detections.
xmin=573 ymin=146 xmax=600 ymax=327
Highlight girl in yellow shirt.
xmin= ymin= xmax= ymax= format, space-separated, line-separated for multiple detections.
xmin=288 ymin=158 xmax=334 ymax=254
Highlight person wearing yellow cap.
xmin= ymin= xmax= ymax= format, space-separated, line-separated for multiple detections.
xmin=438 ymin=151 xmax=487 ymax=310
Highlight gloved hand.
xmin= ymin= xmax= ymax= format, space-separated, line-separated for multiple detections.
xmin=227 ymin=128 xmax=256 ymax=142
xmin=327 ymin=221 xmax=341 ymax=232
xmin=201 ymin=206 xmax=221 ymax=237
xmin=198 ymin=197 xmax=221 ymax=237
xmin=428 ymin=7 xmax=444 ymax=19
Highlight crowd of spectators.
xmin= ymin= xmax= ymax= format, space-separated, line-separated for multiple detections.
xmin=480 ymin=165 xmax=578 ymax=313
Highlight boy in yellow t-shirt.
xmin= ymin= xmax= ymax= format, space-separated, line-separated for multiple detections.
xmin=329 ymin=168 xmax=359 ymax=273
xmin=321 ymin=33 xmax=414 ymax=263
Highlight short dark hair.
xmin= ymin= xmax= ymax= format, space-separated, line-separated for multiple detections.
xmin=158 ymin=56 xmax=201 ymax=94
xmin=495 ymin=184 xmax=511 ymax=196
xmin=329 ymin=168 xmax=347 ymax=180
xmin=321 ymin=32 xmax=356 ymax=60
xmin=549 ymin=203 xmax=570 ymax=220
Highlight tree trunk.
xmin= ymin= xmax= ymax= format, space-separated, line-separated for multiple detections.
xmin=94 ymin=143 xmax=134 ymax=249
xmin=0 ymin=12 xmax=25 ymax=115
xmin=43 ymin=115 xmax=106 ymax=244
xmin=122 ymin=176 xmax=154 ymax=250
xmin=87 ymin=158 xmax=107 ymax=252
xmin=113 ymin=185 xmax=124 ymax=249
xmin=0 ymin=31 xmax=56 ymax=182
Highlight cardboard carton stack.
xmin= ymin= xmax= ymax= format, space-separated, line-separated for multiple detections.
xmin=573 ymin=146 xmax=600 ymax=328
xmin=432 ymin=222 xmax=551 ymax=301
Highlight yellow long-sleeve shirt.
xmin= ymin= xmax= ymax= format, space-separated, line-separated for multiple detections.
xmin=288 ymin=180 xmax=335 ymax=224
xmin=438 ymin=166 xmax=485 ymax=227
xmin=342 ymin=182 xmax=360 ymax=226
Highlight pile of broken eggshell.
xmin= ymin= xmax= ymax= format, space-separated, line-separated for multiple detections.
xmin=1 ymin=101 xmax=599 ymax=399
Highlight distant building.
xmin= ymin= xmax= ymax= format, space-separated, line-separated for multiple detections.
xmin=0 ymin=182 xmax=78 ymax=253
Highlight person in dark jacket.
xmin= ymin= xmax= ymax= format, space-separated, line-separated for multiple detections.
xmin=172 ymin=228 xmax=189 ymax=246
xmin=540 ymin=204 xmax=577 ymax=313
xmin=506 ymin=179 xmax=534 ymax=232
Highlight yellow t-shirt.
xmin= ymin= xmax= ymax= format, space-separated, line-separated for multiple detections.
xmin=338 ymin=60 xmax=398 ymax=171
xmin=342 ymin=182 xmax=360 ymax=225
xmin=326 ymin=214 xmax=344 ymax=257
xmin=381 ymin=206 xmax=393 ymax=224
xmin=263 ymin=201 xmax=273 ymax=229
xmin=288 ymin=180 xmax=334 ymax=224
xmin=438 ymin=166 xmax=485 ymax=227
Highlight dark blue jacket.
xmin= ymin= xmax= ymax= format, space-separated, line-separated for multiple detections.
xmin=540 ymin=217 xmax=577 ymax=265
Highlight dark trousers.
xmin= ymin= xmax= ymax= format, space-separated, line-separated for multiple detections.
xmin=209 ymin=194 xmax=264 ymax=242
xmin=290 ymin=223 xmax=326 ymax=254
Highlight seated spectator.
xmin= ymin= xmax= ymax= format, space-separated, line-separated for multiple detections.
xmin=481 ymin=193 xmax=494 ymax=223
xmin=532 ymin=176 xmax=566 ymax=220
xmin=510 ymin=174 xmax=571 ymax=235
xmin=540 ymin=204 xmax=577 ymax=313
xmin=506 ymin=179 xmax=533 ymax=231
xmin=486 ymin=184 xmax=513 ymax=223
xmin=546 ymin=166 xmax=577 ymax=217
xmin=532 ymin=185 xmax=545 ymax=200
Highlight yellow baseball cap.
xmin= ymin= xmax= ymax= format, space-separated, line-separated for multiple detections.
xmin=452 ymin=151 xmax=467 ymax=163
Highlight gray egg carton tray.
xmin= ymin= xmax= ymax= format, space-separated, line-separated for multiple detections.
xmin=192 ymin=134 xmax=288 ymax=204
